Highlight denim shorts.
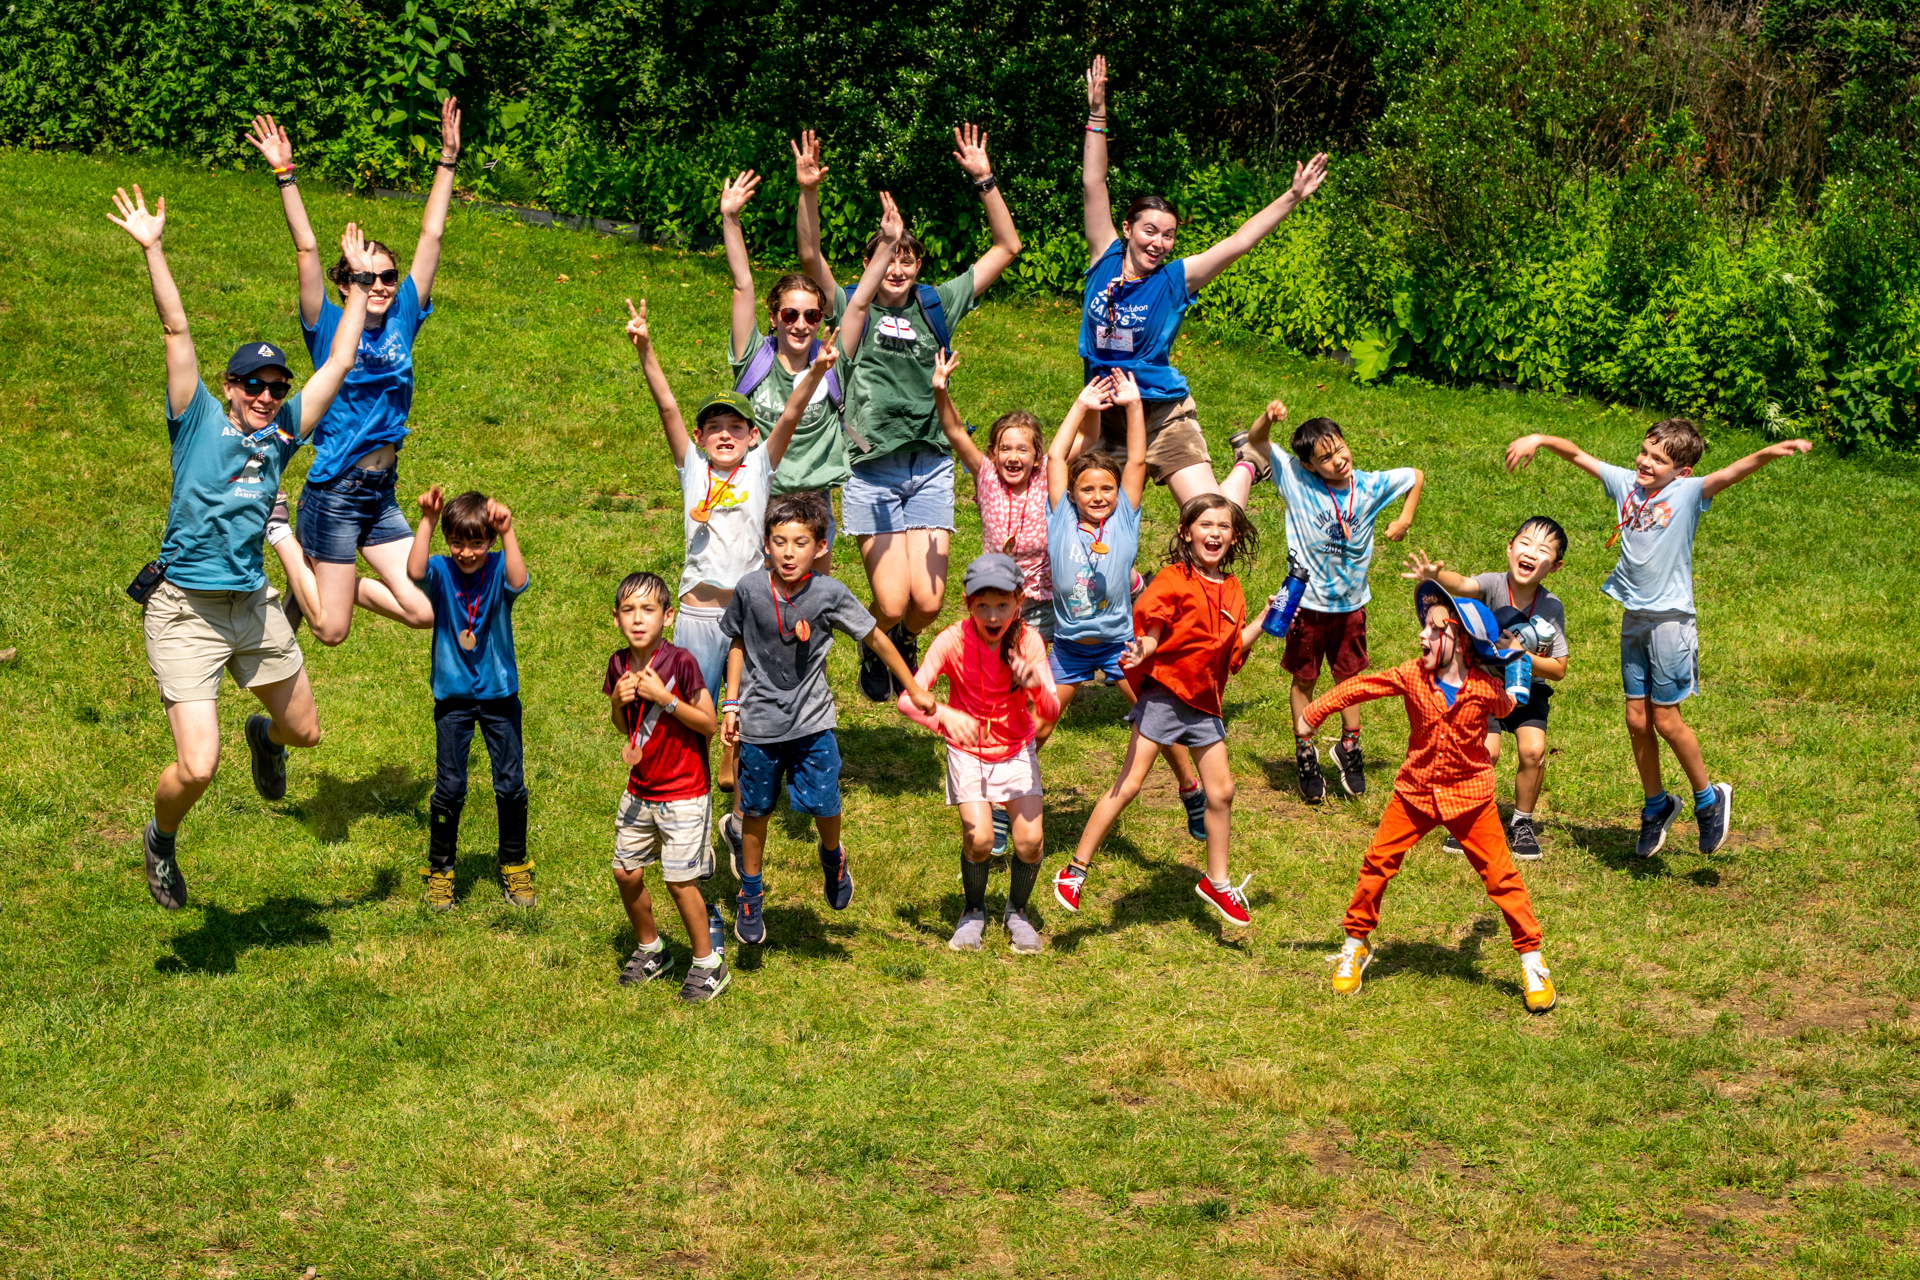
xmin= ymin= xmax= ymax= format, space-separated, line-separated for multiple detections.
xmin=841 ymin=450 xmax=955 ymax=536
xmin=738 ymin=730 xmax=842 ymax=818
xmin=1620 ymin=610 xmax=1698 ymax=705
xmin=295 ymin=466 xmax=412 ymax=565
xmin=1049 ymin=637 xmax=1129 ymax=686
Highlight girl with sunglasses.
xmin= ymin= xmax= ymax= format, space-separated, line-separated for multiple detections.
xmin=244 ymin=99 xmax=463 ymax=648
xmin=1079 ymin=56 xmax=1328 ymax=508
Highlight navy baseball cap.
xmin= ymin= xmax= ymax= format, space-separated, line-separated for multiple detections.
xmin=227 ymin=341 xmax=291 ymax=378
xmin=1413 ymin=580 xmax=1523 ymax=664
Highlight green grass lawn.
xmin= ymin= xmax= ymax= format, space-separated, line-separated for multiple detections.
xmin=3 ymin=149 xmax=1920 ymax=1279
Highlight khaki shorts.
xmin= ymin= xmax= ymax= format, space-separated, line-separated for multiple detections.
xmin=613 ymin=793 xmax=714 ymax=883
xmin=142 ymin=580 xmax=304 ymax=704
xmin=1099 ymin=395 xmax=1210 ymax=484
xmin=944 ymin=742 xmax=1043 ymax=806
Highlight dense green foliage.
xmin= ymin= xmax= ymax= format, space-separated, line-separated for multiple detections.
xmin=1 ymin=0 xmax=1917 ymax=445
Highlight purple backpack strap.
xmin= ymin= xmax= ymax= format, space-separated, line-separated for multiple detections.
xmin=733 ymin=333 xmax=782 ymax=398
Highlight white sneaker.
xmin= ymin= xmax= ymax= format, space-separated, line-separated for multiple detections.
xmin=1521 ymin=951 xmax=1556 ymax=1013
xmin=1327 ymin=939 xmax=1371 ymax=995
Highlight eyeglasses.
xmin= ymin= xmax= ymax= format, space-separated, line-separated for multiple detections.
xmin=369 ymin=269 xmax=401 ymax=286
xmin=239 ymin=377 xmax=292 ymax=399
xmin=777 ymin=307 xmax=823 ymax=325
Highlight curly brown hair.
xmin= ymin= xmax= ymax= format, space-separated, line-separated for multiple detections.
xmin=1162 ymin=494 xmax=1257 ymax=575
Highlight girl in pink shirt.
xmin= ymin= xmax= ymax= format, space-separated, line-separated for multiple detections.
xmin=898 ymin=553 xmax=1061 ymax=955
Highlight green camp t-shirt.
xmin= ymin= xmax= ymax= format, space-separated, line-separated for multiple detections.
xmin=829 ymin=269 xmax=978 ymax=463
xmin=727 ymin=334 xmax=852 ymax=495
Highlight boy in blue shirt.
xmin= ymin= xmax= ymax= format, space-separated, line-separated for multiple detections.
xmin=1246 ymin=403 xmax=1424 ymax=803
xmin=406 ymin=485 xmax=534 ymax=908
xmin=1506 ymin=419 xmax=1810 ymax=856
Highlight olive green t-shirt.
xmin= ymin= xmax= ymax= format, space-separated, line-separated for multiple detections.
xmin=727 ymin=334 xmax=852 ymax=495
xmin=828 ymin=269 xmax=978 ymax=463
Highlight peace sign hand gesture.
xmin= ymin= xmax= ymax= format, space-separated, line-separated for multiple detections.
xmin=107 ymin=186 xmax=166 ymax=249
xmin=624 ymin=298 xmax=650 ymax=357
xmin=809 ymin=327 xmax=842 ymax=375
xmin=791 ymin=130 xmax=829 ymax=191
xmin=719 ymin=169 xmax=761 ymax=219
xmin=245 ymin=115 xmax=293 ymax=170
xmin=951 ymin=123 xmax=993 ymax=181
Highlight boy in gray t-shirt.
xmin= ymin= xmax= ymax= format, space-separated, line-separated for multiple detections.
xmin=718 ymin=493 xmax=935 ymax=946
xmin=1505 ymin=419 xmax=1810 ymax=859
xmin=1403 ymin=515 xmax=1571 ymax=861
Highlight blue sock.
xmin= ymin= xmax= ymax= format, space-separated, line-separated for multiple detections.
xmin=1642 ymin=791 xmax=1669 ymax=818
xmin=1694 ymin=785 xmax=1717 ymax=812
xmin=740 ymin=871 xmax=763 ymax=898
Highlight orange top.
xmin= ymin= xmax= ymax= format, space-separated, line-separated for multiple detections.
xmin=1305 ymin=658 xmax=1517 ymax=820
xmin=898 ymin=617 xmax=1061 ymax=761
xmin=1125 ymin=564 xmax=1248 ymax=716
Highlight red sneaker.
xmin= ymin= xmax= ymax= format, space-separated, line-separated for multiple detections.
xmin=1194 ymin=874 xmax=1252 ymax=926
xmin=1052 ymin=862 xmax=1088 ymax=913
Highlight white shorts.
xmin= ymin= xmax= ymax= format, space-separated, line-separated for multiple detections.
xmin=944 ymin=743 xmax=1042 ymax=806
xmin=612 ymin=793 xmax=714 ymax=882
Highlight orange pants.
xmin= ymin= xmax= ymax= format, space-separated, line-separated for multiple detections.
xmin=1343 ymin=794 xmax=1542 ymax=953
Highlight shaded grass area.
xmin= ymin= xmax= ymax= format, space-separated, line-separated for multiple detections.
xmin=2 ymin=150 xmax=1919 ymax=1278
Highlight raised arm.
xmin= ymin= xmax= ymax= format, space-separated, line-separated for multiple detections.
xmin=837 ymin=192 xmax=902 ymax=353
xmin=407 ymin=484 xmax=444 ymax=583
xmin=108 ymin=187 xmax=200 ymax=416
xmin=792 ymin=130 xmax=840 ymax=296
xmin=1182 ymin=153 xmax=1329 ymax=292
xmin=1700 ymin=438 xmax=1812 ymax=498
xmin=409 ymin=96 xmax=462 ymax=306
xmin=1382 ymin=468 xmax=1424 ymax=542
xmin=1049 ymin=378 xmax=1111 ymax=505
xmin=1504 ymin=434 xmax=1608 ymax=480
xmin=1297 ymin=668 xmax=1403 ymax=736
xmin=1400 ymin=547 xmax=1478 ymax=597
xmin=1110 ymin=370 xmax=1148 ymax=507
xmin=244 ymin=115 xmax=325 ymax=326
xmin=950 ymin=123 xmax=1021 ymax=293
xmin=626 ymin=298 xmax=692 ymax=468
xmin=932 ymin=348 xmax=986 ymax=475
xmin=765 ymin=329 xmax=839 ymax=469
xmin=487 ymin=498 xmax=528 ymax=591
xmin=720 ymin=169 xmax=764 ymax=359
xmin=299 ymin=224 xmax=376 ymax=437
xmin=1081 ymin=56 xmax=1118 ymax=262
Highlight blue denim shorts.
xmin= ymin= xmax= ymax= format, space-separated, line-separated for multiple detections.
xmin=1620 ymin=610 xmax=1698 ymax=705
xmin=841 ymin=450 xmax=955 ymax=537
xmin=1049 ymin=637 xmax=1130 ymax=686
xmin=738 ymin=730 xmax=842 ymax=818
xmin=295 ymin=466 xmax=412 ymax=565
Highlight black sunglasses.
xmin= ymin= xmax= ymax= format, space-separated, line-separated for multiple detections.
xmin=239 ymin=376 xmax=291 ymax=400
xmin=777 ymin=307 xmax=823 ymax=325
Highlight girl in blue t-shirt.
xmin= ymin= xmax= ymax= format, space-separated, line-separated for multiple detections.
xmin=245 ymin=100 xmax=464 ymax=648
xmin=1078 ymin=55 xmax=1329 ymax=508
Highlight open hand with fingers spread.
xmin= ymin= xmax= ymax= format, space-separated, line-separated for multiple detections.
xmin=1076 ymin=376 xmax=1115 ymax=415
xmin=791 ymin=130 xmax=829 ymax=190
xmin=951 ymin=123 xmax=993 ymax=181
xmin=720 ymin=169 xmax=761 ymax=219
xmin=932 ymin=347 xmax=960 ymax=392
xmin=624 ymin=298 xmax=650 ymax=356
xmin=1291 ymin=153 xmax=1330 ymax=201
xmin=340 ymin=222 xmax=377 ymax=277
xmin=1108 ymin=369 xmax=1142 ymax=407
xmin=245 ymin=115 xmax=293 ymax=170
xmin=107 ymin=186 xmax=166 ymax=250
xmin=1401 ymin=548 xmax=1444 ymax=582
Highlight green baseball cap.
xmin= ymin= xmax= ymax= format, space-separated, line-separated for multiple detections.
xmin=694 ymin=391 xmax=756 ymax=428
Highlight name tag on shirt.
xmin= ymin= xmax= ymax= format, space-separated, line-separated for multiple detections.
xmin=1097 ymin=325 xmax=1135 ymax=354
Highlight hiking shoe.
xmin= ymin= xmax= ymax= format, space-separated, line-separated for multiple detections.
xmin=886 ymin=624 xmax=918 ymax=697
xmin=1328 ymin=941 xmax=1371 ymax=995
xmin=719 ymin=811 xmax=744 ymax=881
xmin=949 ymin=907 xmax=987 ymax=952
xmin=819 ymin=844 xmax=854 ymax=911
xmin=142 ymin=820 xmax=186 ymax=911
xmin=1004 ymin=907 xmax=1044 ymax=954
xmin=244 ymin=713 xmax=288 ymax=802
xmin=1509 ymin=816 xmax=1542 ymax=861
xmin=1697 ymin=783 xmax=1733 ymax=854
xmin=1521 ymin=954 xmax=1557 ymax=1013
xmin=707 ymin=902 xmax=727 ymax=961
xmin=1296 ymin=741 xmax=1326 ymax=805
xmin=498 ymin=860 xmax=536 ymax=908
xmin=1442 ymin=834 xmax=1466 ymax=854
xmin=1636 ymin=794 xmax=1679 ymax=858
xmin=991 ymin=806 xmax=1010 ymax=856
xmin=1227 ymin=428 xmax=1273 ymax=483
xmin=619 ymin=945 xmax=674 ymax=986
xmin=735 ymin=888 xmax=766 ymax=945
xmin=1195 ymin=875 xmax=1253 ymax=926
xmin=421 ymin=866 xmax=455 ymax=912
xmin=677 ymin=959 xmax=731 ymax=1004
xmin=1332 ymin=739 xmax=1365 ymax=797
xmin=1181 ymin=786 xmax=1207 ymax=842
xmin=1053 ymin=862 xmax=1089 ymax=913
xmin=857 ymin=638 xmax=891 ymax=703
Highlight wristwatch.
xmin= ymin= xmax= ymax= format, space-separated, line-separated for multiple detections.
xmin=663 ymin=696 xmax=679 ymax=717
xmin=973 ymin=173 xmax=998 ymax=193
xmin=349 ymin=271 xmax=377 ymax=286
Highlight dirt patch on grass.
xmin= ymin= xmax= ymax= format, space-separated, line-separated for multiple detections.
xmin=1725 ymin=976 xmax=1907 ymax=1039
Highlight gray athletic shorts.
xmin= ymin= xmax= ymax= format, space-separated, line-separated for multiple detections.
xmin=1125 ymin=679 xmax=1225 ymax=747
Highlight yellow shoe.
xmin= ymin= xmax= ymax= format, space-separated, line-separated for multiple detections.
xmin=1328 ymin=939 xmax=1371 ymax=995
xmin=1522 ymin=953 xmax=1556 ymax=1013
xmin=498 ymin=860 xmax=536 ymax=909
xmin=421 ymin=866 xmax=455 ymax=912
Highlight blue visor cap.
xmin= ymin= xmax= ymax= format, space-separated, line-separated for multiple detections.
xmin=1413 ymin=580 xmax=1525 ymax=664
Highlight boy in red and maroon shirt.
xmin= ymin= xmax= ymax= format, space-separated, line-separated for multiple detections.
xmin=602 ymin=572 xmax=729 ymax=1004
xmin=1299 ymin=580 xmax=1557 ymax=1013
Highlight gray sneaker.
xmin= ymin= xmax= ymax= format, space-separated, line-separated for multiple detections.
xmin=244 ymin=713 xmax=287 ymax=802
xmin=719 ymin=812 xmax=743 ymax=881
xmin=677 ymin=959 xmax=731 ymax=1004
xmin=949 ymin=908 xmax=987 ymax=952
xmin=1004 ymin=908 xmax=1044 ymax=954
xmin=143 ymin=820 xmax=187 ymax=911
xmin=619 ymin=945 xmax=674 ymax=985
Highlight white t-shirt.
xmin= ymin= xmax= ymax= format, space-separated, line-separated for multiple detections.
xmin=677 ymin=447 xmax=773 ymax=599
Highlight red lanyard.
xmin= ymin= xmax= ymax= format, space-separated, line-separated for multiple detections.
xmin=1319 ymin=476 xmax=1356 ymax=540
xmin=692 ymin=461 xmax=743 ymax=523
xmin=987 ymin=471 xmax=1041 ymax=558
xmin=770 ymin=571 xmax=812 ymax=642
xmin=452 ymin=559 xmax=494 ymax=645
xmin=1607 ymin=489 xmax=1655 ymax=549
xmin=1080 ymin=517 xmax=1110 ymax=558
xmin=1506 ymin=577 xmax=1537 ymax=617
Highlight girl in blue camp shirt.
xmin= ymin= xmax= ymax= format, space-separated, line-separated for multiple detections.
xmin=1078 ymin=55 xmax=1328 ymax=509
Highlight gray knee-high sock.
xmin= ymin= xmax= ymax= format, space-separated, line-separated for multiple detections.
xmin=961 ymin=855 xmax=990 ymax=912
xmin=1007 ymin=856 xmax=1041 ymax=912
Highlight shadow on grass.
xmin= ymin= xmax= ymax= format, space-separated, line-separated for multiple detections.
xmin=834 ymin=721 xmax=947 ymax=796
xmin=730 ymin=902 xmax=854 ymax=973
xmin=291 ymin=763 xmax=432 ymax=844
xmin=1556 ymin=818 xmax=1672 ymax=878
xmin=1030 ymin=827 xmax=1255 ymax=957
xmin=1368 ymin=915 xmax=1524 ymax=999
xmin=154 ymin=865 xmax=402 ymax=974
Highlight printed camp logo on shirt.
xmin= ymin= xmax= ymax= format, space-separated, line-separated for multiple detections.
xmin=876 ymin=315 xmax=921 ymax=350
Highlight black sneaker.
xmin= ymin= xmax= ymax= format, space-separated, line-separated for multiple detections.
xmin=1296 ymin=741 xmax=1326 ymax=805
xmin=1332 ymin=739 xmax=1366 ymax=796
xmin=677 ymin=958 xmax=731 ymax=1004
xmin=1509 ymin=816 xmax=1542 ymax=861
xmin=1636 ymin=793 xmax=1679 ymax=858
xmin=244 ymin=713 xmax=288 ymax=801
xmin=857 ymin=637 xmax=892 ymax=702
xmin=143 ymin=820 xmax=187 ymax=910
xmin=1181 ymin=786 xmax=1207 ymax=841
xmin=820 ymin=843 xmax=854 ymax=911
xmin=719 ymin=811 xmax=744 ymax=881
xmin=1442 ymin=834 xmax=1465 ymax=853
xmin=735 ymin=888 xmax=767 ymax=945
xmin=886 ymin=624 xmax=918 ymax=698
xmin=1227 ymin=429 xmax=1273 ymax=483
xmin=619 ymin=945 xmax=674 ymax=985
xmin=1696 ymin=783 xmax=1733 ymax=854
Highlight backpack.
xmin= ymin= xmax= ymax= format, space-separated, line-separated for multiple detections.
xmin=842 ymin=282 xmax=951 ymax=356
xmin=733 ymin=333 xmax=844 ymax=413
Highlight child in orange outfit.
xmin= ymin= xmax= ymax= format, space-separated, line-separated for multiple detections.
xmin=1299 ymin=579 xmax=1557 ymax=1013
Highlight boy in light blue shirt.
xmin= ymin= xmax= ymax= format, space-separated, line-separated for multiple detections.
xmin=1246 ymin=404 xmax=1423 ymax=803
xmin=1506 ymin=418 xmax=1810 ymax=857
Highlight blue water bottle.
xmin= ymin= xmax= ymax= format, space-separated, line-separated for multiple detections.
xmin=1263 ymin=556 xmax=1310 ymax=639
xmin=1503 ymin=650 xmax=1534 ymax=706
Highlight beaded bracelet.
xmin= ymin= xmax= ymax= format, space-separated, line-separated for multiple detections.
xmin=270 ymin=163 xmax=295 ymax=175
xmin=1085 ymin=125 xmax=1107 ymax=135
xmin=275 ymin=174 xmax=298 ymax=188
xmin=720 ymin=698 xmax=741 ymax=713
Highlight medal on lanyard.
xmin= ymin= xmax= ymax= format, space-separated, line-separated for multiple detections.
xmin=690 ymin=464 xmax=741 ymax=524
xmin=1085 ymin=517 xmax=1110 ymax=557
xmin=454 ymin=561 xmax=491 ymax=651
xmin=1605 ymin=489 xmax=1654 ymax=550
xmin=621 ymin=656 xmax=648 ymax=765
xmin=1322 ymin=477 xmax=1355 ymax=541
xmin=772 ymin=571 xmax=812 ymax=642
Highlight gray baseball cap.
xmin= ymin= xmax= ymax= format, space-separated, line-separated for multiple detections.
xmin=962 ymin=552 xmax=1023 ymax=596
